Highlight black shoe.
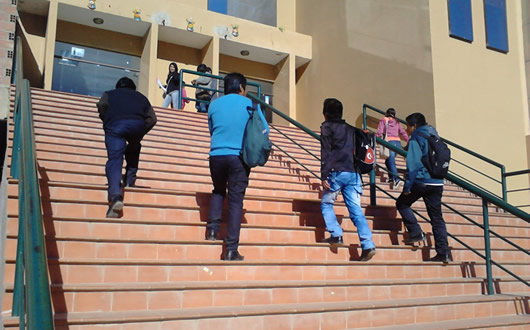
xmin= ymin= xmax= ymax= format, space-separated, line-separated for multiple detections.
xmin=427 ymin=253 xmax=452 ymax=263
xmin=403 ymin=232 xmax=426 ymax=245
xmin=360 ymin=248 xmax=376 ymax=261
xmin=122 ymin=174 xmax=136 ymax=188
xmin=224 ymin=250 xmax=244 ymax=261
xmin=206 ymin=229 xmax=218 ymax=241
xmin=322 ymin=236 xmax=343 ymax=245
xmin=106 ymin=196 xmax=124 ymax=218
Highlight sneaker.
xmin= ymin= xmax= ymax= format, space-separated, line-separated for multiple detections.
xmin=403 ymin=232 xmax=426 ymax=245
xmin=394 ymin=180 xmax=403 ymax=189
xmin=360 ymin=248 xmax=376 ymax=261
xmin=427 ymin=253 xmax=452 ymax=263
xmin=322 ymin=236 xmax=344 ymax=245
xmin=106 ymin=195 xmax=124 ymax=218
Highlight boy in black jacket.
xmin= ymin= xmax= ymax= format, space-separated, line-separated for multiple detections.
xmin=320 ymin=98 xmax=376 ymax=261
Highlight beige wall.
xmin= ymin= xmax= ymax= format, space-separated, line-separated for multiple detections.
xmin=17 ymin=13 xmax=47 ymax=88
xmin=295 ymin=0 xmax=435 ymax=131
xmin=429 ymin=0 xmax=529 ymax=203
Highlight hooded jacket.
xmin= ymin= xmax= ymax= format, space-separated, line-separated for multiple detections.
xmin=404 ymin=125 xmax=444 ymax=193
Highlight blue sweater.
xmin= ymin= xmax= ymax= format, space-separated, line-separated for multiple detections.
xmin=208 ymin=94 xmax=269 ymax=156
xmin=404 ymin=125 xmax=444 ymax=193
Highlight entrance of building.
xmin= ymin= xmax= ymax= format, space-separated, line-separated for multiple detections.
xmin=52 ymin=42 xmax=140 ymax=97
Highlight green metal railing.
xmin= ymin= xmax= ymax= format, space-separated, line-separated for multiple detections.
xmin=503 ymin=169 xmax=530 ymax=208
xmin=363 ymin=104 xmax=510 ymax=202
xmin=178 ymin=69 xmax=262 ymax=109
xmin=10 ymin=36 xmax=54 ymax=329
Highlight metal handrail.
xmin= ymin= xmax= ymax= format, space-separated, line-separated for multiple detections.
xmin=10 ymin=37 xmax=54 ymax=329
xmin=178 ymin=69 xmax=262 ymax=109
xmin=363 ymin=104 xmax=508 ymax=201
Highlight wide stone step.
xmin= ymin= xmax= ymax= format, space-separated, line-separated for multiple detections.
xmin=4 ymin=258 xmax=530 ymax=286
xmin=3 ymin=278 xmax=527 ymax=314
xmin=3 ymin=294 xmax=528 ymax=329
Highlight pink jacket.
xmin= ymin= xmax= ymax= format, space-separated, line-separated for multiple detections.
xmin=376 ymin=117 xmax=409 ymax=142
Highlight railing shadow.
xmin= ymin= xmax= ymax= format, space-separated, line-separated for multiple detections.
xmin=37 ymin=164 xmax=68 ymax=314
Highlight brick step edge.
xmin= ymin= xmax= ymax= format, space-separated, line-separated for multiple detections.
xmin=2 ymin=294 xmax=525 ymax=326
xmin=353 ymin=314 xmax=530 ymax=330
xmin=3 ymin=277 xmax=526 ymax=292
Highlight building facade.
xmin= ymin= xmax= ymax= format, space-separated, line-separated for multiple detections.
xmin=6 ymin=0 xmax=530 ymax=207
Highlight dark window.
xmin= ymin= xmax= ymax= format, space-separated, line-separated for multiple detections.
xmin=8 ymin=50 xmax=13 ymax=59
xmin=447 ymin=0 xmax=473 ymax=42
xmin=8 ymin=33 xmax=15 ymax=41
xmin=52 ymin=42 xmax=140 ymax=97
xmin=484 ymin=0 xmax=509 ymax=53
xmin=208 ymin=0 xmax=277 ymax=27
xmin=10 ymin=15 xmax=17 ymax=23
xmin=11 ymin=0 xmax=16 ymax=5
xmin=6 ymin=69 xmax=12 ymax=77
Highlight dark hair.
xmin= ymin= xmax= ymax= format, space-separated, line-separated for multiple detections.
xmin=168 ymin=62 xmax=178 ymax=72
xmin=115 ymin=77 xmax=136 ymax=90
xmin=405 ymin=112 xmax=427 ymax=127
xmin=197 ymin=63 xmax=208 ymax=73
xmin=323 ymin=98 xmax=343 ymax=120
xmin=386 ymin=108 xmax=396 ymax=118
xmin=224 ymin=72 xmax=247 ymax=95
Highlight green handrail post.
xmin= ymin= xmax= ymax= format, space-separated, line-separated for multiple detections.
xmin=178 ymin=72 xmax=183 ymax=109
xmin=482 ymin=198 xmax=494 ymax=295
xmin=362 ymin=105 xmax=367 ymax=130
xmin=500 ymin=165 xmax=507 ymax=202
xmin=370 ymin=169 xmax=376 ymax=206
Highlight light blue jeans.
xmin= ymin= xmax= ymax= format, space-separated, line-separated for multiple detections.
xmin=321 ymin=171 xmax=375 ymax=250
xmin=162 ymin=90 xmax=180 ymax=109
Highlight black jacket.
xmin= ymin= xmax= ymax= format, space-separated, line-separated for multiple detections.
xmin=320 ymin=119 xmax=357 ymax=180
xmin=165 ymin=71 xmax=181 ymax=94
xmin=97 ymin=88 xmax=157 ymax=132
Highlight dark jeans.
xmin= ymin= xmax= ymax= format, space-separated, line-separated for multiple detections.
xmin=396 ymin=184 xmax=449 ymax=255
xmin=207 ymin=155 xmax=250 ymax=252
xmin=104 ymin=119 xmax=146 ymax=199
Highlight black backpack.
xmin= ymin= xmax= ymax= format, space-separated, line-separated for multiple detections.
xmin=416 ymin=132 xmax=450 ymax=179
xmin=353 ymin=128 xmax=376 ymax=174
xmin=241 ymin=101 xmax=272 ymax=168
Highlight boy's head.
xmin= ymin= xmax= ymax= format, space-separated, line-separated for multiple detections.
xmin=115 ymin=77 xmax=136 ymax=90
xmin=323 ymin=98 xmax=343 ymax=120
xmin=405 ymin=112 xmax=427 ymax=135
xmin=224 ymin=72 xmax=247 ymax=96
xmin=197 ymin=64 xmax=208 ymax=73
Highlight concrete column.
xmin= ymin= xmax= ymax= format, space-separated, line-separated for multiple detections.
xmin=43 ymin=0 xmax=58 ymax=90
xmin=139 ymin=23 xmax=158 ymax=101
xmin=200 ymin=36 xmax=219 ymax=75
xmin=272 ymin=54 xmax=296 ymax=125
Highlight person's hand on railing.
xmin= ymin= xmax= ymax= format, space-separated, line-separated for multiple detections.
xmin=322 ymin=180 xmax=330 ymax=190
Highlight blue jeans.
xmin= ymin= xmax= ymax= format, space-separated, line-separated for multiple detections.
xmin=196 ymin=100 xmax=208 ymax=113
xmin=385 ymin=140 xmax=402 ymax=183
xmin=321 ymin=171 xmax=375 ymax=250
xmin=104 ymin=119 xmax=146 ymax=199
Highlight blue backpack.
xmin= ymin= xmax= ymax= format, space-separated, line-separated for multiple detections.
xmin=241 ymin=101 xmax=271 ymax=167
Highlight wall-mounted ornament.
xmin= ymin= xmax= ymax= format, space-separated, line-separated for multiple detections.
xmin=87 ymin=0 xmax=95 ymax=10
xmin=231 ymin=24 xmax=239 ymax=37
xmin=186 ymin=18 xmax=195 ymax=32
xmin=278 ymin=26 xmax=285 ymax=32
xmin=133 ymin=9 xmax=142 ymax=21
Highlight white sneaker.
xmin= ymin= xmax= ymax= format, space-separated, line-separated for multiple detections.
xmin=394 ymin=181 xmax=403 ymax=189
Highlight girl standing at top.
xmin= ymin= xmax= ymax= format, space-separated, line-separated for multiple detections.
xmin=376 ymin=108 xmax=409 ymax=189
xmin=162 ymin=62 xmax=181 ymax=109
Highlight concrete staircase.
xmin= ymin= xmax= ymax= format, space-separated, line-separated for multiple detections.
xmin=3 ymin=88 xmax=530 ymax=329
